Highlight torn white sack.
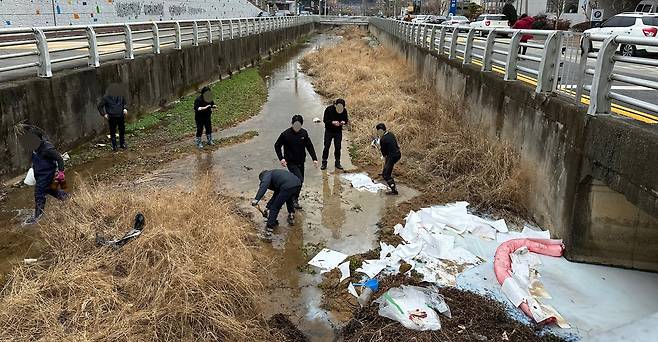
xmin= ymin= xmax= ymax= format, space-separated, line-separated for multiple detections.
xmin=376 ymin=285 xmax=449 ymax=331
xmin=341 ymin=173 xmax=389 ymax=193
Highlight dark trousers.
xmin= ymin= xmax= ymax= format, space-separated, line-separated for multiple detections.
xmin=287 ymin=163 xmax=305 ymax=203
xmin=322 ymin=130 xmax=342 ymax=163
xmin=34 ymin=173 xmax=68 ymax=218
xmin=108 ymin=116 xmax=126 ymax=148
xmin=195 ymin=113 xmax=212 ymax=138
xmin=382 ymin=154 xmax=401 ymax=187
xmin=519 ymin=43 xmax=528 ymax=55
xmin=265 ymin=186 xmax=300 ymax=227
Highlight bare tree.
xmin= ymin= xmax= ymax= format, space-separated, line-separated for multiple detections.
xmin=609 ymin=0 xmax=640 ymax=14
xmin=424 ymin=0 xmax=449 ymax=15
xmin=546 ymin=0 xmax=566 ymax=29
xmin=581 ymin=0 xmax=599 ymax=21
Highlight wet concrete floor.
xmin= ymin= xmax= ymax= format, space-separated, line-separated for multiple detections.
xmin=0 ymin=34 xmax=418 ymax=341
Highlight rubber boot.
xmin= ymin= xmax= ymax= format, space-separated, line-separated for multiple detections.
xmin=195 ymin=137 xmax=203 ymax=149
xmin=287 ymin=213 xmax=295 ymax=225
xmin=206 ymin=134 xmax=215 ymax=146
xmin=386 ymin=179 xmax=399 ymax=195
xmin=321 ymin=160 xmax=327 ymax=170
xmin=335 ymin=161 xmax=344 ymax=170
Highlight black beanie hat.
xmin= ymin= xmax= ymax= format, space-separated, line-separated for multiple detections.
xmin=291 ymin=114 xmax=304 ymax=125
xmin=200 ymin=86 xmax=211 ymax=94
xmin=376 ymin=123 xmax=387 ymax=131
xmin=335 ymin=98 xmax=346 ymax=106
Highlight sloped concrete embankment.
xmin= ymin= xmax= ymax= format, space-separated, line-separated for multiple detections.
xmin=0 ymin=23 xmax=316 ymax=181
xmin=369 ymin=23 xmax=658 ymax=271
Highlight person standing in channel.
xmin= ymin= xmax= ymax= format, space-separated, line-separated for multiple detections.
xmin=97 ymin=85 xmax=128 ymax=152
xmin=376 ymin=123 xmax=401 ymax=195
xmin=274 ymin=115 xmax=318 ymax=210
xmin=321 ymin=99 xmax=348 ymax=171
xmin=194 ymin=86 xmax=217 ymax=149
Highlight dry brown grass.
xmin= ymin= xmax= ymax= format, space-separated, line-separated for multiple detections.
xmin=0 ymin=179 xmax=272 ymax=341
xmin=301 ymin=28 xmax=528 ymax=217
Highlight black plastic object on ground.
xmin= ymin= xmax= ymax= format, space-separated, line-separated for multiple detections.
xmin=96 ymin=213 xmax=146 ymax=248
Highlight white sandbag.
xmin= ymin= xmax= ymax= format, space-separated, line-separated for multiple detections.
xmin=376 ymin=285 xmax=449 ymax=331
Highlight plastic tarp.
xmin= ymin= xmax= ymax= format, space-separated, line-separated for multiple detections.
xmin=341 ymin=173 xmax=389 ymax=193
xmin=376 ymin=285 xmax=451 ymax=331
xmin=494 ymin=238 xmax=570 ymax=328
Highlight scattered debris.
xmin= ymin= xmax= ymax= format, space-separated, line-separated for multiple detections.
xmin=23 ymin=259 xmax=38 ymax=265
xmin=61 ymin=152 xmax=70 ymax=162
xmin=313 ymin=117 xmax=322 ymax=123
xmin=95 ymin=143 xmax=107 ymax=148
xmin=96 ymin=213 xmax=146 ymax=248
xmin=341 ymin=173 xmax=388 ymax=193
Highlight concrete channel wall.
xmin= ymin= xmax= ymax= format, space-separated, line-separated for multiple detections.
xmin=0 ymin=22 xmax=315 ymax=181
xmin=369 ymin=23 xmax=658 ymax=271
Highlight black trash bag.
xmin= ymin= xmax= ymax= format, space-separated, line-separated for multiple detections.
xmin=96 ymin=213 xmax=146 ymax=248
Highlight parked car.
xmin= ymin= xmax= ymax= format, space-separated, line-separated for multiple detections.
xmin=412 ymin=15 xmax=431 ymax=23
xmin=470 ymin=14 xmax=509 ymax=36
xmin=444 ymin=15 xmax=470 ymax=26
xmin=584 ymin=13 xmax=658 ymax=56
xmin=428 ymin=15 xmax=447 ymax=24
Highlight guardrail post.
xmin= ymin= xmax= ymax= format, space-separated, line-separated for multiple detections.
xmin=240 ymin=19 xmax=245 ymax=37
xmin=192 ymin=21 xmax=199 ymax=46
xmin=588 ymin=35 xmax=618 ymax=115
xmin=505 ymin=30 xmax=521 ymax=81
xmin=253 ymin=18 xmax=257 ymax=34
xmin=429 ymin=26 xmax=437 ymax=52
xmin=85 ymin=26 xmax=100 ymax=68
xmin=174 ymin=22 xmax=182 ymax=50
xmin=123 ymin=24 xmax=134 ymax=59
xmin=437 ymin=26 xmax=447 ymax=55
xmin=536 ymin=31 xmax=562 ymax=93
xmin=151 ymin=22 xmax=160 ymax=54
xmin=206 ymin=20 xmax=212 ymax=43
xmin=230 ymin=19 xmax=234 ymax=39
xmin=219 ymin=20 xmax=225 ymax=41
xmin=574 ymin=34 xmax=590 ymax=104
xmin=449 ymin=28 xmax=459 ymax=59
xmin=481 ymin=29 xmax=496 ymax=72
xmin=463 ymin=27 xmax=476 ymax=65
xmin=34 ymin=28 xmax=52 ymax=77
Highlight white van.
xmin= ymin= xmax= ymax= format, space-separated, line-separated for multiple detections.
xmin=636 ymin=0 xmax=658 ymax=13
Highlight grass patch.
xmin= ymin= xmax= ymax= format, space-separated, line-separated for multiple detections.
xmin=0 ymin=178 xmax=276 ymax=340
xmin=126 ymin=68 xmax=267 ymax=139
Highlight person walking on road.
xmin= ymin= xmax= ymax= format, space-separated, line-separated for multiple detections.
xmin=513 ymin=14 xmax=535 ymax=55
xmin=321 ymin=98 xmax=348 ymax=171
xmin=251 ymin=169 xmax=302 ymax=239
xmin=274 ymin=114 xmax=318 ymax=210
xmin=22 ymin=127 xmax=69 ymax=225
xmin=194 ymin=86 xmax=217 ymax=149
xmin=97 ymin=87 xmax=128 ymax=152
xmin=376 ymin=123 xmax=401 ymax=195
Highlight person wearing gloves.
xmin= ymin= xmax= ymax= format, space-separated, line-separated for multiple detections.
xmin=193 ymin=86 xmax=217 ymax=149
xmin=375 ymin=123 xmax=401 ymax=195
xmin=251 ymin=169 xmax=302 ymax=238
xmin=24 ymin=128 xmax=69 ymax=225
xmin=321 ymin=98 xmax=348 ymax=170
xmin=274 ymin=114 xmax=318 ymax=210
xmin=97 ymin=88 xmax=128 ymax=152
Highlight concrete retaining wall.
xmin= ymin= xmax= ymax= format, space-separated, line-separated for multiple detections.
xmin=0 ymin=22 xmax=315 ymax=180
xmin=369 ymin=23 xmax=658 ymax=271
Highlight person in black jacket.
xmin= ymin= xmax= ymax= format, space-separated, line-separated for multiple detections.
xmin=193 ymin=86 xmax=217 ymax=149
xmin=251 ymin=169 xmax=302 ymax=238
xmin=97 ymin=89 xmax=128 ymax=152
xmin=321 ymin=98 xmax=348 ymax=170
xmin=274 ymin=114 xmax=318 ymax=209
xmin=22 ymin=127 xmax=69 ymax=225
xmin=376 ymin=123 xmax=401 ymax=195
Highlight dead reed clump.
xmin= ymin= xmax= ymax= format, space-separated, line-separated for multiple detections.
xmin=0 ymin=178 xmax=271 ymax=341
xmin=301 ymin=28 xmax=528 ymax=218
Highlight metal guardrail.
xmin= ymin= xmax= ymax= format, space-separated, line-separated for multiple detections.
xmin=0 ymin=16 xmax=313 ymax=78
xmin=370 ymin=18 xmax=658 ymax=118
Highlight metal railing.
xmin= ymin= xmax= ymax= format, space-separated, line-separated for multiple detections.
xmin=370 ymin=18 xmax=658 ymax=119
xmin=0 ymin=16 xmax=312 ymax=79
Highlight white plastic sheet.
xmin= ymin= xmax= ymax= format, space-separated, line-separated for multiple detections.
xmin=308 ymin=248 xmax=348 ymax=273
xmin=338 ymin=261 xmax=351 ymax=282
xmin=341 ymin=173 xmax=388 ymax=193
xmin=23 ymin=168 xmax=35 ymax=186
xmin=376 ymin=285 xmax=450 ymax=331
